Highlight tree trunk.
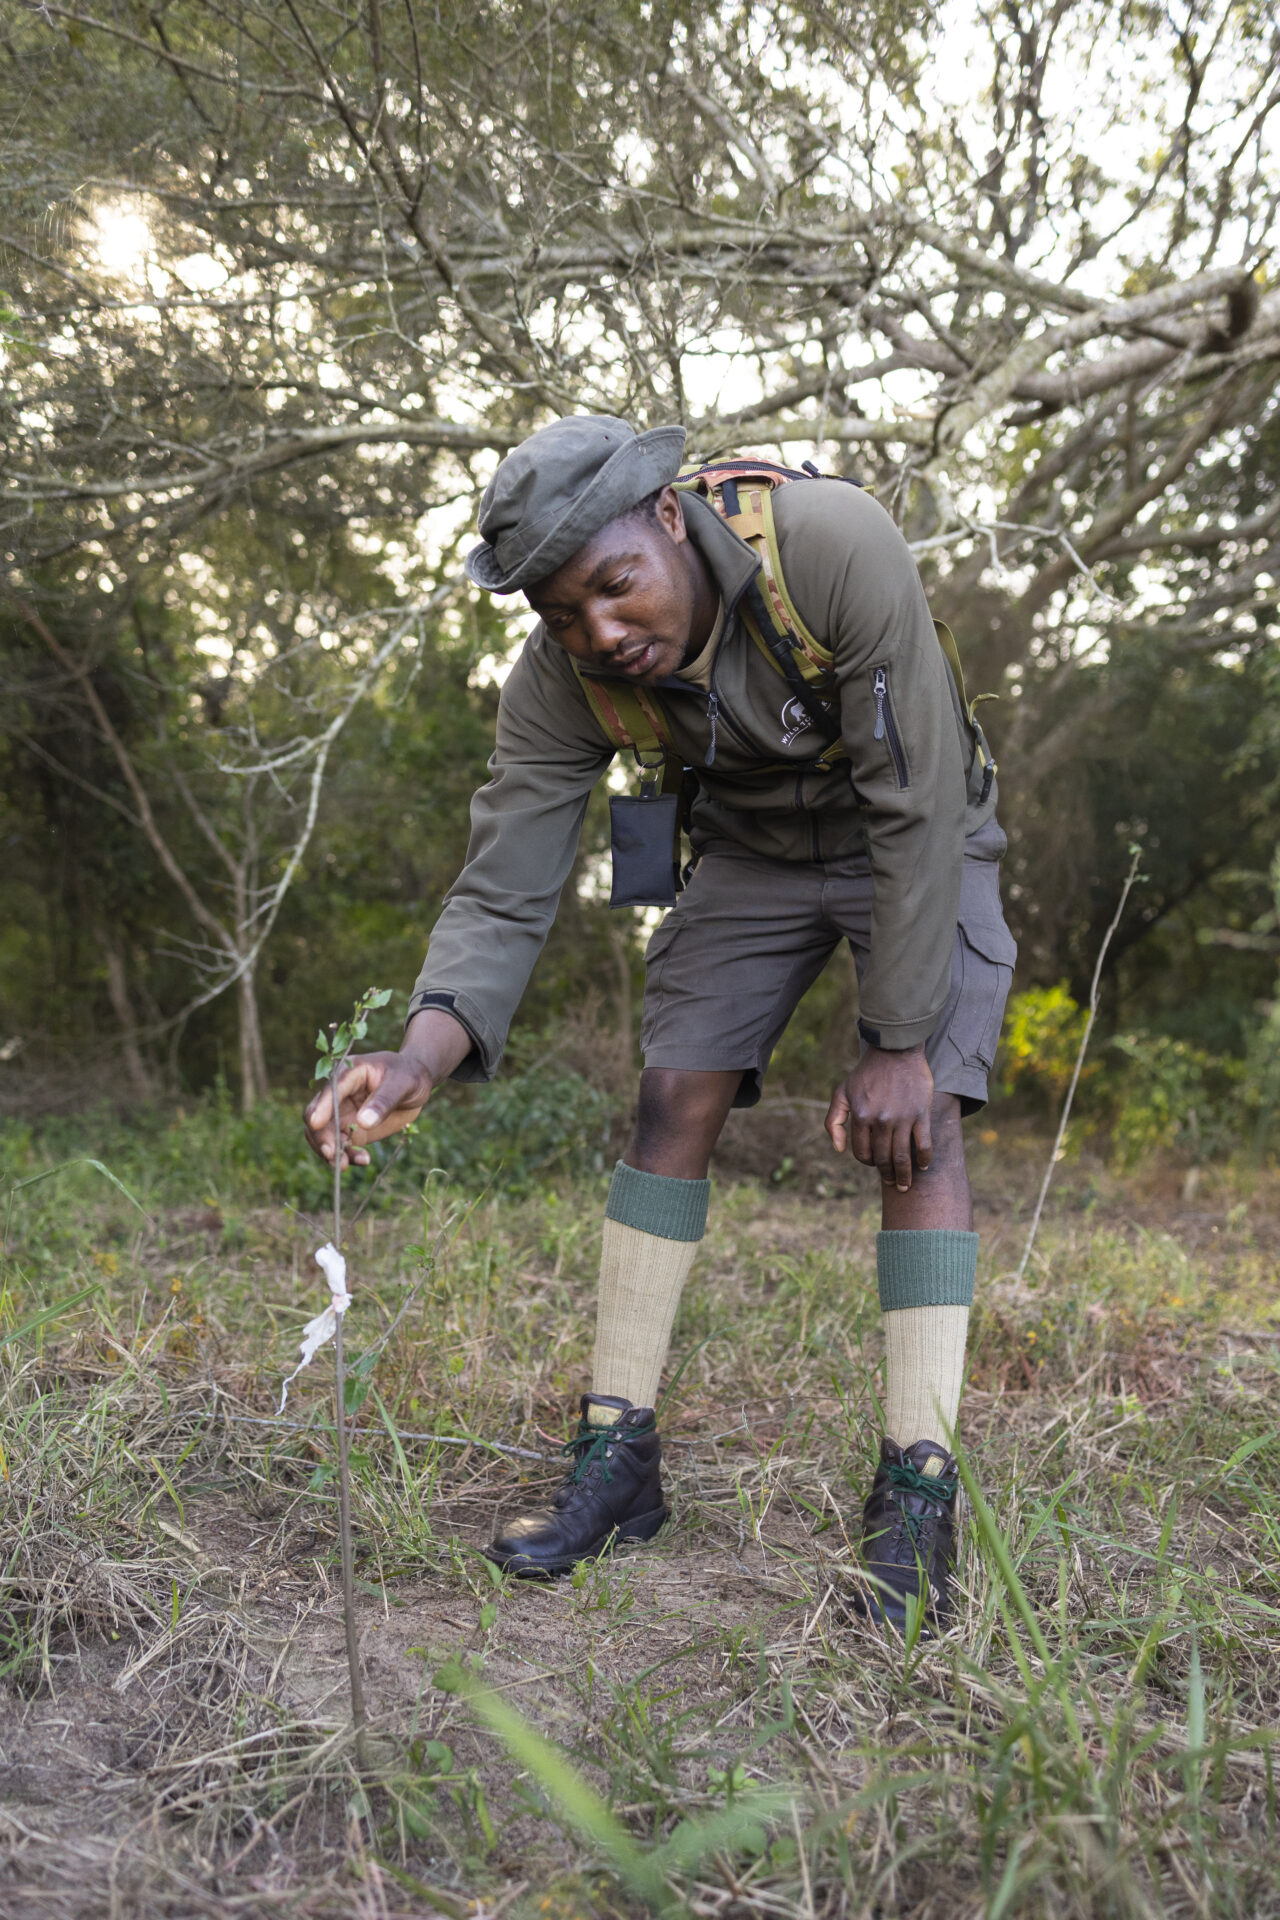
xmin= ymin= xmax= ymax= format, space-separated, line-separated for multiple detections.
xmin=96 ymin=925 xmax=155 ymax=1102
xmin=237 ymin=959 xmax=270 ymax=1112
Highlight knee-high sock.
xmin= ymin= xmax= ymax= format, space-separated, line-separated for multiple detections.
xmin=590 ymin=1161 xmax=709 ymax=1423
xmin=877 ymin=1230 xmax=978 ymax=1455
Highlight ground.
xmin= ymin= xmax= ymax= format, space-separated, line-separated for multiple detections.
xmin=1 ymin=1113 xmax=1278 ymax=1918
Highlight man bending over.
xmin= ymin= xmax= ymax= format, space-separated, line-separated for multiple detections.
xmin=304 ymin=415 xmax=1015 ymax=1633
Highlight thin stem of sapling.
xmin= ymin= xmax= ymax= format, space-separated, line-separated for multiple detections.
xmin=1016 ymin=846 xmax=1143 ymax=1282
xmin=331 ymin=1057 xmax=369 ymax=1768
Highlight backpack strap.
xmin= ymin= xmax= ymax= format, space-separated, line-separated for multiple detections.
xmin=681 ymin=461 xmax=996 ymax=798
xmin=571 ymin=665 xmax=674 ymax=768
xmin=677 ymin=462 xmax=845 ymax=766
xmin=571 ymin=664 xmax=693 ymax=893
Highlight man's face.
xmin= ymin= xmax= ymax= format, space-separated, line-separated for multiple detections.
xmin=525 ymin=487 xmax=708 ymax=683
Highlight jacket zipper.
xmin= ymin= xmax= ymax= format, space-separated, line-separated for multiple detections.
xmin=873 ymin=667 xmax=909 ymax=788
xmin=792 ymin=771 xmax=822 ymax=859
xmin=704 ymin=647 xmax=755 ymax=766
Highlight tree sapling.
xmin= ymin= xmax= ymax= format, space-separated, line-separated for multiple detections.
xmin=291 ymin=985 xmax=392 ymax=1768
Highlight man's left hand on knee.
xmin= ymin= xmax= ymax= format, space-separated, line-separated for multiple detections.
xmin=826 ymin=1044 xmax=934 ymax=1191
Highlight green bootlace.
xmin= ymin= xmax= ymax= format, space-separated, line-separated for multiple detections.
xmin=561 ymin=1415 xmax=654 ymax=1485
xmin=886 ymin=1459 xmax=958 ymax=1546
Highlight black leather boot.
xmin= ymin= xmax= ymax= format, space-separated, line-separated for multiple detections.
xmin=850 ymin=1437 xmax=960 ymax=1635
xmin=484 ymin=1394 xmax=668 ymax=1578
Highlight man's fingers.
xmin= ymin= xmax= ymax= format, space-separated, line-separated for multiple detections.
xmin=303 ymin=1049 xmax=432 ymax=1167
xmin=913 ymin=1111 xmax=933 ymax=1172
xmin=891 ymin=1123 xmax=913 ymax=1192
xmin=353 ymin=1064 xmax=399 ymax=1130
xmin=304 ymin=1059 xmax=383 ymax=1163
xmin=353 ymin=1067 xmax=428 ymax=1141
xmin=825 ymin=1086 xmax=850 ymax=1154
xmin=334 ymin=1057 xmax=381 ymax=1114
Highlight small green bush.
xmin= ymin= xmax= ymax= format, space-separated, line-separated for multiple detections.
xmin=1108 ymin=1031 xmax=1245 ymax=1168
xmin=996 ymin=984 xmax=1091 ymax=1105
xmin=1 ymin=1054 xmax=622 ymax=1223
xmin=414 ymin=1067 xmax=618 ymax=1194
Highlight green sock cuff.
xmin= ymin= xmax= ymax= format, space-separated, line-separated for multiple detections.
xmin=877 ymin=1230 xmax=978 ymax=1311
xmin=606 ymin=1161 xmax=710 ymax=1242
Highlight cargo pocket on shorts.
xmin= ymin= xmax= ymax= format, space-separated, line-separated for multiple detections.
xmin=956 ymin=916 xmax=1018 ymax=1069
xmin=641 ymin=908 xmax=685 ymax=1009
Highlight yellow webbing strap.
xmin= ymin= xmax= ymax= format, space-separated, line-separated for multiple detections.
xmin=677 ymin=466 xmax=834 ymax=686
xmin=572 ymin=664 xmax=673 ymax=766
xmin=934 ymin=620 xmax=970 ymax=711
xmin=572 ymin=664 xmax=686 ymax=880
xmin=678 ymin=467 xmax=845 ymax=766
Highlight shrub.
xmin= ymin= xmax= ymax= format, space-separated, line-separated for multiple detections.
xmin=993 ymin=983 xmax=1266 ymax=1168
xmin=996 ymin=984 xmax=1091 ymax=1105
xmin=1108 ymin=1032 xmax=1245 ymax=1169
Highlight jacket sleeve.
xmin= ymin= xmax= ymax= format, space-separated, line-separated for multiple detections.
xmin=407 ymin=628 xmax=613 ymax=1080
xmin=775 ymin=480 xmax=966 ymax=1049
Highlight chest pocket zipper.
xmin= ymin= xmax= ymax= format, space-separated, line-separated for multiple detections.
xmin=873 ymin=667 xmax=909 ymax=789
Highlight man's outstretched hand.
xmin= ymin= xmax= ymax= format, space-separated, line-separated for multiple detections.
xmin=303 ymin=1008 xmax=473 ymax=1170
xmin=826 ymin=1043 xmax=934 ymax=1191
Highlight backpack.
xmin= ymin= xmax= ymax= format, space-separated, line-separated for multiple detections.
xmin=570 ymin=459 xmax=996 ymax=865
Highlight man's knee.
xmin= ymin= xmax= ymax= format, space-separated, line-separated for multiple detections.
xmin=636 ymin=1067 xmax=738 ymax=1137
xmin=631 ymin=1068 xmax=740 ymax=1176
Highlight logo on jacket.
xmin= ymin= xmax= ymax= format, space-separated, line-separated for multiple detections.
xmin=780 ymin=696 xmax=812 ymax=747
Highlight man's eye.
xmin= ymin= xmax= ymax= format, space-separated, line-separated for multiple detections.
xmin=605 ymin=577 xmax=631 ymax=595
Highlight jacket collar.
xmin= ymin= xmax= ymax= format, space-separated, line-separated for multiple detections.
xmin=652 ymin=490 xmax=758 ymax=690
xmin=679 ymin=488 xmax=760 ymax=616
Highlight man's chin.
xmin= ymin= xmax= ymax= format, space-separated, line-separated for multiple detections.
xmin=629 ymin=643 xmax=682 ymax=683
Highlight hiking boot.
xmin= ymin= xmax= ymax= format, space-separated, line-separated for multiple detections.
xmin=849 ymin=1437 xmax=960 ymax=1636
xmin=484 ymin=1394 xmax=668 ymax=1578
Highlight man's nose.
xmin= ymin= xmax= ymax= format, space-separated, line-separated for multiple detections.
xmin=583 ymin=606 xmax=629 ymax=658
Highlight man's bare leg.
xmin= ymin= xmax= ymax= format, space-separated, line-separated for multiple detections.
xmin=628 ymin=1067 xmax=742 ymax=1177
xmin=879 ymin=1090 xmax=971 ymax=1231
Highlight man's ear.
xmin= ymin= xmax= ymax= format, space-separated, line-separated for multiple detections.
xmin=655 ymin=485 xmax=686 ymax=543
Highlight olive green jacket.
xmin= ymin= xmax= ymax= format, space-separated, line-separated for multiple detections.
xmin=410 ymin=479 xmax=998 ymax=1078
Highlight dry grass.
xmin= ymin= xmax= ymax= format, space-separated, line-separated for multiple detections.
xmin=2 ymin=1114 xmax=1278 ymax=1918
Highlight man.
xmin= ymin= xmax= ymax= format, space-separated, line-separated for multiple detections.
xmin=304 ymin=415 xmax=1015 ymax=1633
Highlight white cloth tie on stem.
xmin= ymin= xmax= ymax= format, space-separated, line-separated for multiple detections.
xmin=277 ymin=1242 xmax=351 ymax=1412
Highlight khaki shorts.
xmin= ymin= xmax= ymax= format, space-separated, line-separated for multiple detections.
xmin=640 ymin=818 xmax=1016 ymax=1114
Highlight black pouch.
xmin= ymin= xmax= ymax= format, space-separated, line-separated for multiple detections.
xmin=609 ymin=786 xmax=679 ymax=908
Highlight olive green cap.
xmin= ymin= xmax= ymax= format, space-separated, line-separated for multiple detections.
xmin=465 ymin=414 xmax=687 ymax=593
